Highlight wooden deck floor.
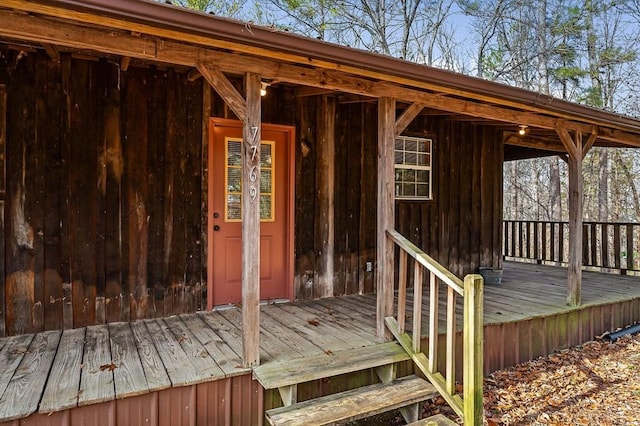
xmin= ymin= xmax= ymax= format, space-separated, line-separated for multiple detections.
xmin=0 ymin=261 xmax=638 ymax=422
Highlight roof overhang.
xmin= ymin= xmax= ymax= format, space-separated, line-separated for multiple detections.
xmin=2 ymin=0 xmax=640 ymax=154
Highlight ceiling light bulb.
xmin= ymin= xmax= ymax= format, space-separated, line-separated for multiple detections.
xmin=518 ymin=124 xmax=528 ymax=135
xmin=260 ymin=81 xmax=269 ymax=97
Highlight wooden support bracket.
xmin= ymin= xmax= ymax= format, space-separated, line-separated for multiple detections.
xmin=187 ymin=68 xmax=202 ymax=82
xmin=278 ymin=385 xmax=297 ymax=406
xmin=42 ymin=43 xmax=60 ymax=63
xmin=120 ymin=56 xmax=131 ymax=72
xmin=395 ymin=103 xmax=425 ymax=137
xmin=375 ymin=364 xmax=396 ymax=383
xmin=197 ymin=62 xmax=247 ymax=122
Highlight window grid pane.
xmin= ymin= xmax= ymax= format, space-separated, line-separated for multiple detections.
xmin=394 ymin=136 xmax=432 ymax=201
xmin=225 ymin=139 xmax=276 ymax=221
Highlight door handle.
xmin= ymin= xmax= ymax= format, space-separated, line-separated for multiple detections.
xmin=213 ymin=212 xmax=220 ymax=218
xmin=214 ymin=225 xmax=221 ymax=231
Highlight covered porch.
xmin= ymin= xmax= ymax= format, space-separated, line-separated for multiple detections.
xmin=1 ymin=261 xmax=638 ymax=424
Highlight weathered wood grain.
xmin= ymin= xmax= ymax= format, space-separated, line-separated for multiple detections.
xmin=143 ymin=318 xmax=199 ymax=387
xmin=39 ymin=328 xmax=85 ymax=413
xmin=253 ymin=342 xmax=409 ymax=390
xmin=162 ymin=315 xmax=225 ymax=382
xmin=266 ymin=375 xmax=437 ymax=426
xmin=0 ymin=330 xmax=60 ymax=421
xmin=178 ymin=313 xmax=248 ymax=378
xmin=78 ymin=324 xmax=115 ymax=406
xmin=0 ymin=334 xmax=33 ymax=400
xmin=129 ymin=320 xmax=171 ymax=392
xmin=109 ymin=322 xmax=149 ymax=399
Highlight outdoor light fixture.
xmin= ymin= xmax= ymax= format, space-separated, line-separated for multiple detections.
xmin=518 ymin=124 xmax=528 ymax=135
xmin=260 ymin=81 xmax=270 ymax=97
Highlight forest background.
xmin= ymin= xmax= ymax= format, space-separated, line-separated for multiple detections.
xmin=166 ymin=0 xmax=640 ymax=224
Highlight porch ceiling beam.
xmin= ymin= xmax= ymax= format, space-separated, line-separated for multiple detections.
xmin=395 ymin=103 xmax=425 ymax=137
xmin=504 ymin=133 xmax=565 ymax=153
xmin=197 ymin=63 xmax=247 ymax=123
xmin=1 ymin=8 xmax=640 ymax=146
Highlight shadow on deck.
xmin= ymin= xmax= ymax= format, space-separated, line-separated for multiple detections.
xmin=0 ymin=261 xmax=638 ymax=424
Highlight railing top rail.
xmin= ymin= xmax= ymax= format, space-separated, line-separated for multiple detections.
xmin=504 ymin=219 xmax=640 ymax=226
xmin=387 ymin=229 xmax=464 ymax=295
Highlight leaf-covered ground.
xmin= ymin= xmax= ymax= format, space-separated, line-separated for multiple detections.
xmin=421 ymin=334 xmax=640 ymax=425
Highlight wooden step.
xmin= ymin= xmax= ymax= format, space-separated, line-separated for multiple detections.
xmin=265 ymin=375 xmax=437 ymax=426
xmin=407 ymin=414 xmax=459 ymax=425
xmin=253 ymin=341 xmax=409 ymax=389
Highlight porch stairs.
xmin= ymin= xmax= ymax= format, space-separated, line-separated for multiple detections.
xmin=253 ymin=342 xmax=448 ymax=425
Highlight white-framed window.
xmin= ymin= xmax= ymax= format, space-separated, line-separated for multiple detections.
xmin=394 ymin=135 xmax=432 ymax=200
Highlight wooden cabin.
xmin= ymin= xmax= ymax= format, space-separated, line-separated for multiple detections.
xmin=0 ymin=0 xmax=639 ymax=424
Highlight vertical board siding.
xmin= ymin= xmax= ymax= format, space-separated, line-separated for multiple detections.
xmin=395 ymin=118 xmax=503 ymax=279
xmin=2 ymin=51 xmax=504 ymax=332
xmin=2 ymin=51 xmax=204 ymax=335
xmin=292 ymin=104 xmax=503 ymax=299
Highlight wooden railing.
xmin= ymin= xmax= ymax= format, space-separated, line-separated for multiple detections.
xmin=503 ymin=220 xmax=640 ymax=273
xmin=385 ymin=229 xmax=483 ymax=426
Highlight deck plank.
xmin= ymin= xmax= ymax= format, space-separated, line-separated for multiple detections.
xmin=163 ymin=315 xmax=226 ymax=382
xmin=198 ymin=310 xmax=273 ymax=363
xmin=218 ymin=308 xmax=307 ymax=361
xmin=78 ymin=324 xmax=115 ymax=406
xmin=143 ymin=318 xmax=200 ymax=386
xmin=39 ymin=328 xmax=85 ymax=414
xmin=0 ymin=334 xmax=34 ymax=401
xmin=178 ymin=314 xmax=248 ymax=378
xmin=273 ymin=303 xmax=373 ymax=350
xmin=129 ymin=320 xmax=171 ymax=392
xmin=109 ymin=322 xmax=149 ymax=399
xmin=0 ymin=330 xmax=61 ymax=421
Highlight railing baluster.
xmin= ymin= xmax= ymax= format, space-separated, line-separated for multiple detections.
xmin=541 ymin=221 xmax=547 ymax=262
xmin=533 ymin=222 xmax=540 ymax=261
xmin=412 ymin=261 xmax=423 ymax=354
xmin=428 ymin=271 xmax=438 ymax=373
xmin=627 ymin=224 xmax=634 ymax=272
xmin=518 ymin=221 xmax=523 ymax=258
xmin=601 ymin=223 xmax=609 ymax=268
xmin=590 ymin=222 xmax=597 ymax=266
xmin=614 ymin=224 xmax=621 ymax=269
xmin=511 ymin=221 xmax=516 ymax=257
xmin=558 ymin=222 xmax=564 ymax=263
xmin=582 ymin=223 xmax=589 ymax=266
xmin=397 ymin=250 xmax=408 ymax=333
xmin=504 ymin=221 xmax=509 ymax=257
xmin=446 ymin=286 xmax=456 ymax=396
xmin=550 ymin=222 xmax=556 ymax=261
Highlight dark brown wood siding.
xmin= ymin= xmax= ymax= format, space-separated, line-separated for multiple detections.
xmin=291 ymin=101 xmax=503 ymax=299
xmin=397 ymin=117 xmax=504 ymax=279
xmin=1 ymin=49 xmax=205 ymax=335
xmin=0 ymin=49 xmax=503 ymax=333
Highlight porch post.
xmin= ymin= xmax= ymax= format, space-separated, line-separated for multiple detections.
xmin=242 ymin=73 xmax=261 ymax=366
xmin=557 ymin=125 xmax=596 ymax=307
xmin=377 ymin=97 xmax=395 ymax=341
xmin=316 ymin=95 xmax=335 ymax=298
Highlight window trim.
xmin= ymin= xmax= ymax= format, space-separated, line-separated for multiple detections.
xmin=394 ymin=135 xmax=433 ymax=201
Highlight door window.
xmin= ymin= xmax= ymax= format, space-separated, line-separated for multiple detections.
xmin=225 ymin=138 xmax=275 ymax=222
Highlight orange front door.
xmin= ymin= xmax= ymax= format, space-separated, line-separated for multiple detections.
xmin=208 ymin=119 xmax=294 ymax=307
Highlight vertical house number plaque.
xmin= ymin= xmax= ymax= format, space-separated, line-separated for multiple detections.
xmin=248 ymin=126 xmax=259 ymax=203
